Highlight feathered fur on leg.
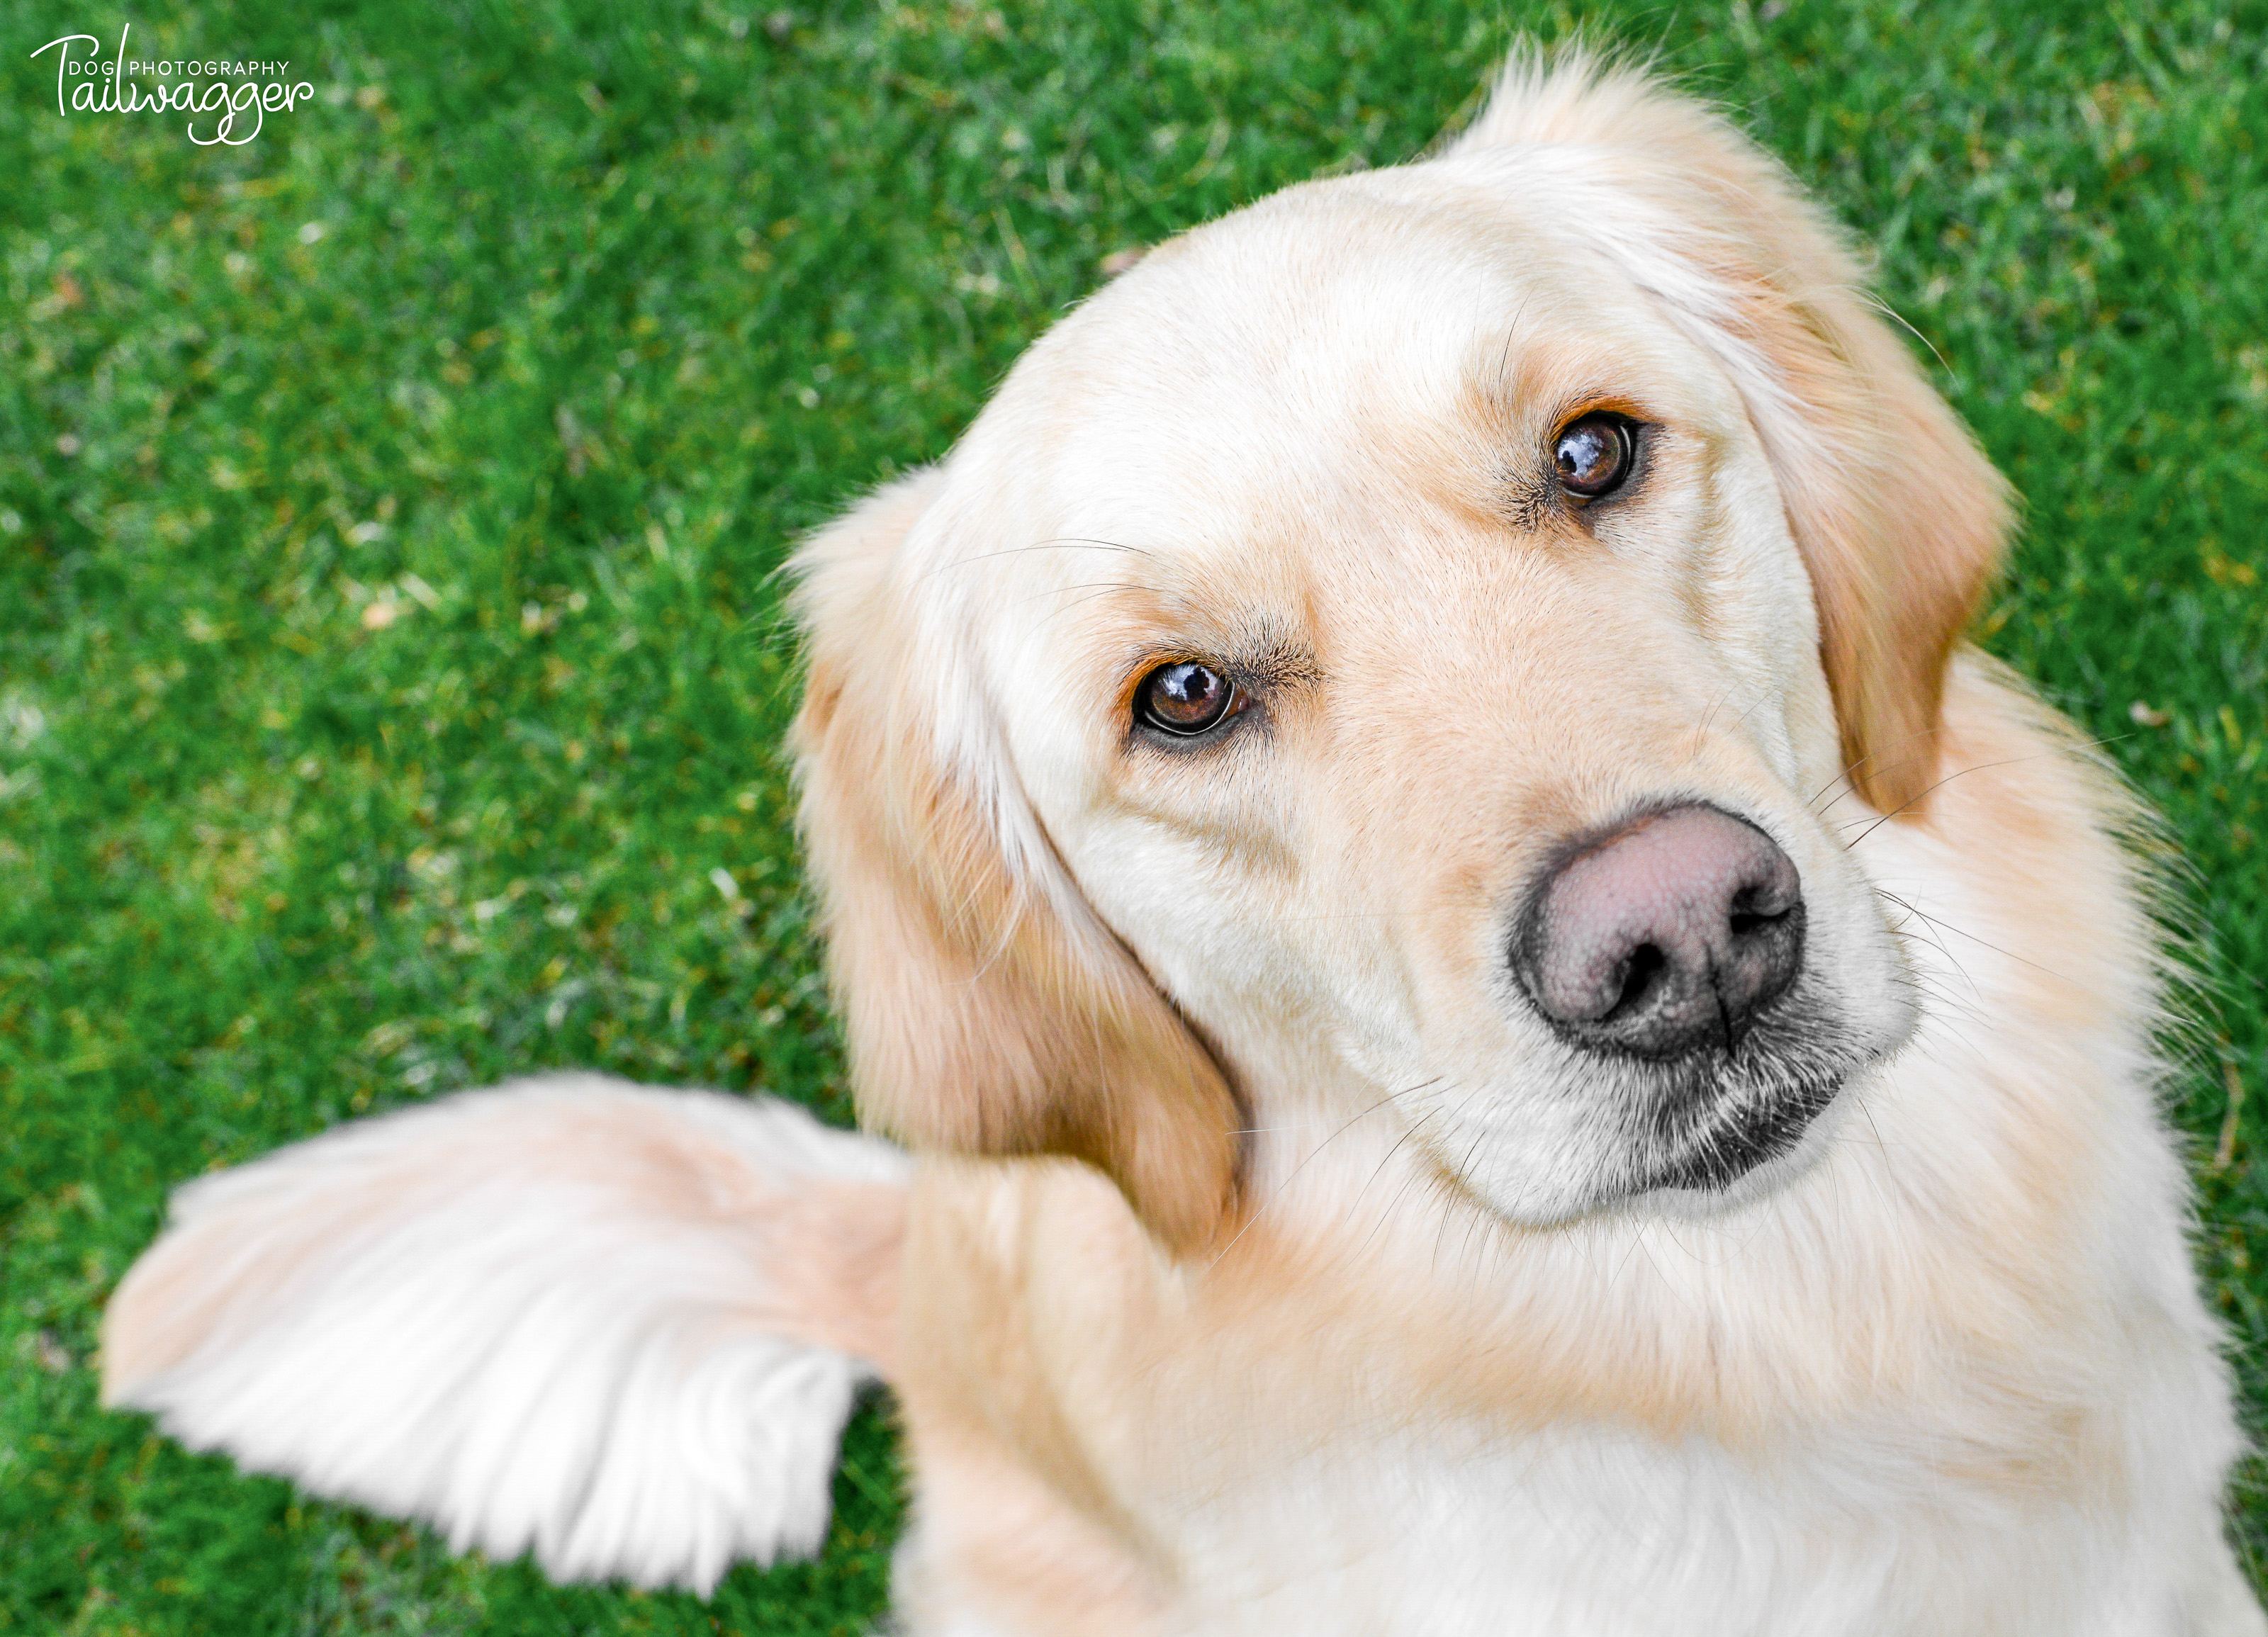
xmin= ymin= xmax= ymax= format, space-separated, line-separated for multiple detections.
xmin=102 ymin=1073 xmax=907 ymax=1594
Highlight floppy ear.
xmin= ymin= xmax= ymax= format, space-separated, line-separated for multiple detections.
xmin=1456 ymin=53 xmax=2014 ymax=816
xmin=790 ymin=472 xmax=1242 ymax=1257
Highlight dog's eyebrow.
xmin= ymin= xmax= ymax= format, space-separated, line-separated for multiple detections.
xmin=1116 ymin=619 xmax=1323 ymax=697
xmin=1237 ymin=629 xmax=1325 ymax=691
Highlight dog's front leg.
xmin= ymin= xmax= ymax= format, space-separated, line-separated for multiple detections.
xmin=101 ymin=1072 xmax=906 ymax=1594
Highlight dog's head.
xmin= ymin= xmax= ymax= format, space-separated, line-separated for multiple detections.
xmin=792 ymin=55 xmax=2008 ymax=1255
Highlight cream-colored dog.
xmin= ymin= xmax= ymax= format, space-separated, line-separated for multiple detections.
xmin=103 ymin=54 xmax=2264 ymax=1635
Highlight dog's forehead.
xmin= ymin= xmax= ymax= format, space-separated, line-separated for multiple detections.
xmin=905 ymin=165 xmax=1772 ymax=724
xmin=1065 ymin=182 xmax=1549 ymax=413
xmin=937 ymin=168 xmax=1727 ymax=560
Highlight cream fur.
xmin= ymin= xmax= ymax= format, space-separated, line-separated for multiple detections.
xmin=103 ymin=1075 xmax=908 ymax=1594
xmin=101 ymin=50 xmax=2262 ymax=1636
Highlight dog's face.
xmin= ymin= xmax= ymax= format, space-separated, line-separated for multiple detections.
xmin=795 ymin=61 xmax=2009 ymax=1251
xmin=960 ymin=184 xmax=1914 ymax=1225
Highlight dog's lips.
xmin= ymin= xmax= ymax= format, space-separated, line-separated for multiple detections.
xmin=1424 ymin=995 xmax=1877 ymax=1227
xmin=1601 ymin=980 xmax=1880 ymax=1198
xmin=1635 ymin=1062 xmax=1850 ymax=1193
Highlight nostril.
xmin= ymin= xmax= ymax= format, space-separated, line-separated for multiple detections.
xmin=1610 ymin=943 xmax=1668 ymax=1018
xmin=1727 ymin=898 xmax=1793 ymax=938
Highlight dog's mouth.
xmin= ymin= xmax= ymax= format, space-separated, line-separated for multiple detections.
xmin=1403 ymin=967 xmax=1902 ymax=1230
xmin=1636 ymin=1067 xmax=1848 ymax=1193
xmin=1615 ymin=984 xmax=1875 ymax=1196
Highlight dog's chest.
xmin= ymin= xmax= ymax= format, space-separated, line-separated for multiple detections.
xmin=898 ymin=1057 xmax=2226 ymax=1637
xmin=1141 ymin=1415 xmax=2162 ymax=1636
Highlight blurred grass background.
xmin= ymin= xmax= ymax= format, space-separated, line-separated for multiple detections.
xmin=1 ymin=0 xmax=2263 ymax=1630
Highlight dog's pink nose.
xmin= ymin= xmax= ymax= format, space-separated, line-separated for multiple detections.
xmin=1515 ymin=804 xmax=1804 ymax=1060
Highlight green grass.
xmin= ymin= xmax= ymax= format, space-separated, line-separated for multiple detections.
xmin=2 ymin=0 xmax=2263 ymax=1629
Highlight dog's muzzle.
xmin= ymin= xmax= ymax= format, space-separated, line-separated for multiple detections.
xmin=1512 ymin=802 xmax=1853 ymax=1190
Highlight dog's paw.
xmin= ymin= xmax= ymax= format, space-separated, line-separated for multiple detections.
xmin=103 ymin=1073 xmax=908 ymax=1594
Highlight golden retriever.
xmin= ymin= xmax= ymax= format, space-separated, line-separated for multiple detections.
xmin=103 ymin=52 xmax=2265 ymax=1635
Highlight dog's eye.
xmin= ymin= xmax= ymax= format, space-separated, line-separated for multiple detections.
xmin=1554 ymin=414 xmax=1635 ymax=500
xmin=1136 ymin=661 xmax=1239 ymax=736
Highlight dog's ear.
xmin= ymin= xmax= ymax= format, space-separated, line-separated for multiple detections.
xmin=1456 ymin=54 xmax=2013 ymax=816
xmin=790 ymin=472 xmax=1240 ymax=1256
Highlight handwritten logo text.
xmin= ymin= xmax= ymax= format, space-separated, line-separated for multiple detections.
xmin=32 ymin=25 xmax=314 ymax=146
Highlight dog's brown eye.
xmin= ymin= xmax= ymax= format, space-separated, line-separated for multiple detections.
xmin=1137 ymin=661 xmax=1237 ymax=736
xmin=1554 ymin=414 xmax=1634 ymax=499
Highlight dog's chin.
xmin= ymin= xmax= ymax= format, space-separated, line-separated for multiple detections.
xmin=1597 ymin=991 xmax=1896 ymax=1220
xmin=1430 ymin=985 xmax=1903 ymax=1229
xmin=1446 ymin=1069 xmax=1856 ymax=1232
xmin=1610 ymin=1069 xmax=1856 ymax=1221
xmin=1544 ymin=989 xmax=1893 ymax=1226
